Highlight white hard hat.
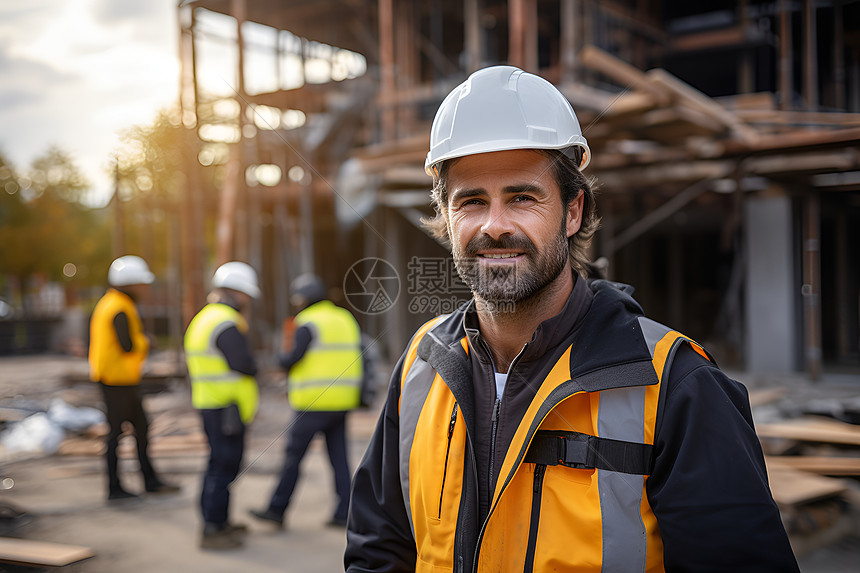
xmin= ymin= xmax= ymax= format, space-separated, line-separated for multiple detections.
xmin=212 ymin=261 xmax=260 ymax=299
xmin=108 ymin=255 xmax=155 ymax=287
xmin=425 ymin=66 xmax=590 ymax=176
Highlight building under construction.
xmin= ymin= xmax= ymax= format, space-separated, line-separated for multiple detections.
xmin=175 ymin=0 xmax=860 ymax=377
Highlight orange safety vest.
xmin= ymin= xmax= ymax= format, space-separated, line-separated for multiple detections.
xmin=397 ymin=315 xmax=710 ymax=572
xmin=89 ymin=288 xmax=149 ymax=385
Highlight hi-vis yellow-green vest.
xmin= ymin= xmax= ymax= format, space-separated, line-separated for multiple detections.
xmin=288 ymin=300 xmax=362 ymax=411
xmin=184 ymin=303 xmax=259 ymax=423
xmin=89 ymin=288 xmax=149 ymax=385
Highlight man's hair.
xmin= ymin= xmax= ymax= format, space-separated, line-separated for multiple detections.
xmin=423 ymin=149 xmax=600 ymax=277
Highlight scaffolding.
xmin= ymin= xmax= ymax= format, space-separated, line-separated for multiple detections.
xmin=175 ymin=0 xmax=860 ymax=376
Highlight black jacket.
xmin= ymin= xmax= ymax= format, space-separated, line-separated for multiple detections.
xmin=345 ymin=280 xmax=798 ymax=572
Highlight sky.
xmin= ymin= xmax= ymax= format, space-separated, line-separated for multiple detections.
xmin=0 ymin=0 xmax=179 ymax=206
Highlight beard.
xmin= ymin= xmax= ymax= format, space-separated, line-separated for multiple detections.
xmin=452 ymin=221 xmax=569 ymax=305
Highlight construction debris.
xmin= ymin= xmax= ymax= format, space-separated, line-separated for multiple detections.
xmin=756 ymin=393 xmax=860 ymax=558
xmin=0 ymin=537 xmax=93 ymax=567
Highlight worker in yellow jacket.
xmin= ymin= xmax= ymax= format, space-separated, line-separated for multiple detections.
xmin=89 ymin=255 xmax=179 ymax=501
xmin=185 ymin=261 xmax=261 ymax=550
xmin=249 ymin=274 xmax=362 ymax=530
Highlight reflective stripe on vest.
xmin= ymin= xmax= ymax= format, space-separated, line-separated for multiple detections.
xmin=397 ymin=315 xmax=710 ymax=572
xmin=184 ymin=303 xmax=258 ymax=423
xmin=288 ymin=301 xmax=363 ymax=411
xmin=88 ymin=289 xmax=149 ymax=385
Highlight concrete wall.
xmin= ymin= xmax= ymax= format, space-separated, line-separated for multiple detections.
xmin=745 ymin=195 xmax=799 ymax=373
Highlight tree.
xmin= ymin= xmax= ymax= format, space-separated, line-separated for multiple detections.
xmin=0 ymin=148 xmax=111 ymax=291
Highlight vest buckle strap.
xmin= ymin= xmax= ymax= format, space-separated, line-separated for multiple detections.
xmin=526 ymin=430 xmax=655 ymax=475
xmin=558 ymin=435 xmax=590 ymax=468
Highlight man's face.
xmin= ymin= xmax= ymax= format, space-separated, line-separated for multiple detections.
xmin=445 ymin=149 xmax=584 ymax=305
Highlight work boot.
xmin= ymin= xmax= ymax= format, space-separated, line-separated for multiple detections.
xmin=223 ymin=522 xmax=248 ymax=535
xmin=200 ymin=523 xmax=244 ymax=550
xmin=145 ymin=480 xmax=181 ymax=495
xmin=248 ymin=508 xmax=284 ymax=528
xmin=108 ymin=487 xmax=139 ymax=502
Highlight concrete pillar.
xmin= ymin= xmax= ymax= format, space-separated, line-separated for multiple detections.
xmin=745 ymin=195 xmax=798 ymax=373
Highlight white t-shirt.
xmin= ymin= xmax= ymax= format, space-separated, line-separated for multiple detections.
xmin=494 ymin=371 xmax=508 ymax=400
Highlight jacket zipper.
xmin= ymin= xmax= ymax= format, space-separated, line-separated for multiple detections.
xmin=472 ymin=381 xmax=571 ymax=573
xmin=487 ymin=398 xmax=501 ymax=511
xmin=523 ymin=464 xmax=546 ymax=573
xmin=471 ymin=341 xmax=531 ymax=572
xmin=438 ymin=402 xmax=459 ymax=519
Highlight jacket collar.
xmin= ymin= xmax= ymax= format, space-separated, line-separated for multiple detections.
xmin=417 ymin=278 xmax=658 ymax=396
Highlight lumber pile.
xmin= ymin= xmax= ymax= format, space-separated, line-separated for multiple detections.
xmin=756 ymin=411 xmax=860 ymax=557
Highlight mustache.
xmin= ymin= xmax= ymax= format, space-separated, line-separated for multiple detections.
xmin=463 ymin=234 xmax=536 ymax=257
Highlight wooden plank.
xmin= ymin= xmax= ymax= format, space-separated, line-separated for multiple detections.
xmin=734 ymin=109 xmax=860 ymax=127
xmin=767 ymin=456 xmax=860 ymax=476
xmin=578 ymin=45 xmax=669 ymax=104
xmin=671 ymin=26 xmax=746 ymax=53
xmin=757 ymin=416 xmax=860 ymax=446
xmin=0 ymin=537 xmax=94 ymax=567
xmin=645 ymin=68 xmax=759 ymax=143
xmin=748 ymin=387 xmax=787 ymax=408
xmin=722 ymin=125 xmax=860 ymax=155
xmin=716 ymin=91 xmax=777 ymax=111
xmin=765 ymin=463 xmax=848 ymax=506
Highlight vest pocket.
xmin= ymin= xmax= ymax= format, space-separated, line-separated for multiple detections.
xmin=437 ymin=403 xmax=459 ymax=519
xmin=523 ymin=464 xmax=546 ymax=573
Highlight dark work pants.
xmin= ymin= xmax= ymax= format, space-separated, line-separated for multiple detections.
xmin=100 ymin=383 xmax=158 ymax=493
xmin=200 ymin=407 xmax=246 ymax=526
xmin=267 ymin=410 xmax=351 ymax=521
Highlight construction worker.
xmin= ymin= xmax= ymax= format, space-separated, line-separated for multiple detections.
xmin=89 ymin=255 xmax=179 ymax=501
xmin=345 ymin=66 xmax=799 ymax=571
xmin=184 ymin=261 xmax=261 ymax=550
xmin=249 ymin=274 xmax=362 ymax=530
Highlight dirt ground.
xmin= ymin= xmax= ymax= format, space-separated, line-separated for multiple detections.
xmin=1 ymin=353 xmax=860 ymax=572
xmin=0 ymin=353 xmax=380 ymax=572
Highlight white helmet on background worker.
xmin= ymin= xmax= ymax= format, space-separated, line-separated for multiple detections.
xmin=425 ymin=65 xmax=590 ymax=176
xmin=212 ymin=261 xmax=261 ymax=299
xmin=108 ymin=255 xmax=155 ymax=287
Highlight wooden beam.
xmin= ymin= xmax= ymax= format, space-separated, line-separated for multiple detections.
xmin=779 ymin=0 xmax=793 ymax=110
xmin=578 ymin=45 xmax=668 ymax=103
xmin=733 ymin=109 xmax=860 ymax=127
xmin=743 ymin=150 xmax=858 ymax=176
xmin=645 ymin=68 xmax=759 ymax=142
xmin=803 ymin=193 xmax=822 ymax=380
xmin=671 ymin=26 xmax=746 ymax=53
xmin=765 ymin=463 xmax=848 ymax=506
xmin=605 ymin=179 xmax=711 ymax=255
xmin=464 ymin=0 xmax=480 ymax=73
xmin=560 ymin=0 xmax=578 ymax=84
xmin=597 ymin=160 xmax=735 ymax=189
xmin=508 ymin=0 xmax=537 ymax=72
xmin=634 ymin=106 xmax=726 ymax=140
xmin=757 ymin=417 xmax=860 ymax=446
xmin=378 ymin=0 xmax=395 ymax=142
xmin=767 ymin=456 xmax=860 ymax=476
xmin=803 ymin=0 xmax=818 ymax=110
xmin=723 ymin=126 xmax=860 ymax=156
